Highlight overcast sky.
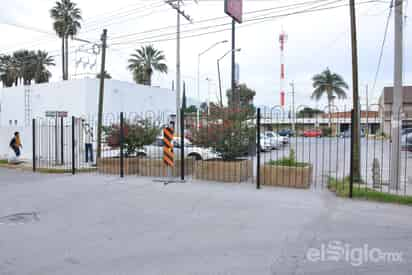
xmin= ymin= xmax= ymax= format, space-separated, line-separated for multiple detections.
xmin=0 ymin=0 xmax=411 ymax=111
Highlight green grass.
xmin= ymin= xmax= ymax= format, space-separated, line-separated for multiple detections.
xmin=328 ymin=177 xmax=412 ymax=206
xmin=267 ymin=159 xmax=308 ymax=167
xmin=0 ymin=159 xmax=8 ymax=164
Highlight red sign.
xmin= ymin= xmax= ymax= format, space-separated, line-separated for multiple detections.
xmin=280 ymin=91 xmax=285 ymax=107
xmin=225 ymin=0 xmax=243 ymax=23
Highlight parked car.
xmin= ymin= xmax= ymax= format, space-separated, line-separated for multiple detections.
xmin=137 ymin=137 xmax=220 ymax=160
xmin=401 ymin=133 xmax=412 ymax=151
xmin=303 ymin=129 xmax=322 ymax=138
xmin=339 ymin=131 xmax=351 ymax=138
xmin=338 ymin=129 xmax=366 ymax=138
xmin=401 ymin=128 xmax=412 ymax=136
xmin=263 ymin=131 xmax=289 ymax=146
xmin=278 ymin=128 xmax=295 ymax=137
xmin=259 ymin=136 xmax=273 ymax=152
xmin=262 ymin=132 xmax=284 ymax=149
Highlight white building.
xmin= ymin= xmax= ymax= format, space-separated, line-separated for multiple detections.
xmin=0 ymin=79 xmax=176 ymax=160
xmin=0 ymin=78 xmax=176 ymax=126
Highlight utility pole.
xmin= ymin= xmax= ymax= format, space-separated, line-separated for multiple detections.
xmin=96 ymin=29 xmax=107 ymax=160
xmin=165 ymin=0 xmax=192 ymax=133
xmin=231 ymin=19 xmax=237 ymax=107
xmin=349 ymin=0 xmax=361 ymax=185
xmin=290 ymin=81 xmax=296 ymax=132
xmin=391 ymin=0 xmax=403 ymax=190
xmin=217 ymin=60 xmax=223 ymax=107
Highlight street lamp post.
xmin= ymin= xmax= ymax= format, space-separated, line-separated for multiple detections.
xmin=217 ymin=48 xmax=241 ymax=107
xmin=197 ymin=40 xmax=227 ymax=127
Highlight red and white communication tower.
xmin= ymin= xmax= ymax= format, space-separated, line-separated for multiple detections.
xmin=279 ymin=30 xmax=287 ymax=108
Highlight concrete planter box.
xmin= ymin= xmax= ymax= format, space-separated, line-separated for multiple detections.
xmin=260 ymin=164 xmax=313 ymax=188
xmin=97 ymin=157 xmax=193 ymax=177
xmin=193 ymin=159 xmax=253 ymax=183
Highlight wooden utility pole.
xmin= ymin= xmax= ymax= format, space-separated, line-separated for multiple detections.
xmin=96 ymin=29 xmax=107 ymax=160
xmin=349 ymin=0 xmax=361 ymax=187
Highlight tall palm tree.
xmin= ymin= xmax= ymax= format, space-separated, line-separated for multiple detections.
xmin=311 ymin=68 xmax=349 ymax=126
xmin=50 ymin=0 xmax=82 ymax=80
xmin=127 ymin=45 xmax=167 ymax=86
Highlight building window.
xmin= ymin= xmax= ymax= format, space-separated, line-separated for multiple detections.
xmin=9 ymin=120 xmax=12 ymax=126
xmin=14 ymin=120 xmax=18 ymax=126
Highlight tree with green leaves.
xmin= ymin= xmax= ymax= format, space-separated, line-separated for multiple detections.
xmin=0 ymin=51 xmax=55 ymax=87
xmin=103 ymin=119 xmax=160 ymax=156
xmin=50 ymin=0 xmax=82 ymax=80
xmin=34 ymin=51 xmax=55 ymax=83
xmin=296 ymin=107 xmax=324 ymax=118
xmin=127 ymin=45 xmax=167 ymax=86
xmin=226 ymin=83 xmax=256 ymax=115
xmin=311 ymin=68 xmax=348 ymax=126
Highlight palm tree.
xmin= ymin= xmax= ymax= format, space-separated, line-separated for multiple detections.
xmin=50 ymin=0 xmax=82 ymax=80
xmin=34 ymin=51 xmax=55 ymax=83
xmin=127 ymin=45 xmax=167 ymax=86
xmin=0 ymin=55 xmax=17 ymax=87
xmin=0 ymin=51 xmax=55 ymax=87
xmin=311 ymin=68 xmax=349 ymax=126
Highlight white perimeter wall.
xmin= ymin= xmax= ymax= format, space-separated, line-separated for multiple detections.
xmin=0 ymin=79 xmax=175 ymax=159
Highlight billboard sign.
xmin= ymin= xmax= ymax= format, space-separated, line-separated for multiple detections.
xmin=225 ymin=0 xmax=243 ymax=23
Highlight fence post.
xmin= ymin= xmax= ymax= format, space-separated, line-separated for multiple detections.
xmin=32 ymin=118 xmax=36 ymax=172
xmin=72 ymin=116 xmax=75 ymax=175
xmin=349 ymin=109 xmax=354 ymax=198
xmin=256 ymin=108 xmax=261 ymax=189
xmin=120 ymin=112 xmax=124 ymax=178
xmin=180 ymin=108 xmax=185 ymax=180
xmin=61 ymin=116 xmax=64 ymax=165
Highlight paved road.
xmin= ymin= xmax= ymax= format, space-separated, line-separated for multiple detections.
xmin=0 ymin=168 xmax=411 ymax=275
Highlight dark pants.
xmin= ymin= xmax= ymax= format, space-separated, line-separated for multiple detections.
xmin=12 ymin=146 xmax=20 ymax=157
xmin=85 ymin=143 xmax=93 ymax=163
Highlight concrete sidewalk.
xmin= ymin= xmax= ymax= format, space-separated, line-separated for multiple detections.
xmin=0 ymin=168 xmax=411 ymax=275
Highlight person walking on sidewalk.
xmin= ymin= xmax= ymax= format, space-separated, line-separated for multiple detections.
xmin=9 ymin=132 xmax=22 ymax=157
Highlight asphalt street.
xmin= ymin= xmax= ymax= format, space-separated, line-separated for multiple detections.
xmin=0 ymin=168 xmax=411 ymax=275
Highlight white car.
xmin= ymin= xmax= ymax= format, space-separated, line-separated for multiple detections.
xmin=137 ymin=137 xmax=220 ymax=160
xmin=261 ymin=132 xmax=283 ymax=149
xmin=259 ymin=137 xmax=273 ymax=152
xmin=264 ymin=131 xmax=289 ymax=146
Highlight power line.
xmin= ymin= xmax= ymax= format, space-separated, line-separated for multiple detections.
xmin=111 ymin=0 xmax=341 ymax=45
xmin=111 ymin=0 xmax=383 ymax=47
xmin=110 ymin=0 xmax=333 ymax=41
xmin=371 ymin=0 xmax=394 ymax=96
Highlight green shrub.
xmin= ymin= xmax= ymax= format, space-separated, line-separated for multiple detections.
xmin=103 ymin=119 xmax=160 ymax=156
xmin=191 ymin=107 xmax=255 ymax=161
xmin=267 ymin=149 xmax=308 ymax=167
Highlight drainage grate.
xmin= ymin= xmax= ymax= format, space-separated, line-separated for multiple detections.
xmin=0 ymin=212 xmax=39 ymax=225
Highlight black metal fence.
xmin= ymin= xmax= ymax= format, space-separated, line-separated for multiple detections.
xmin=31 ymin=105 xmax=412 ymax=196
